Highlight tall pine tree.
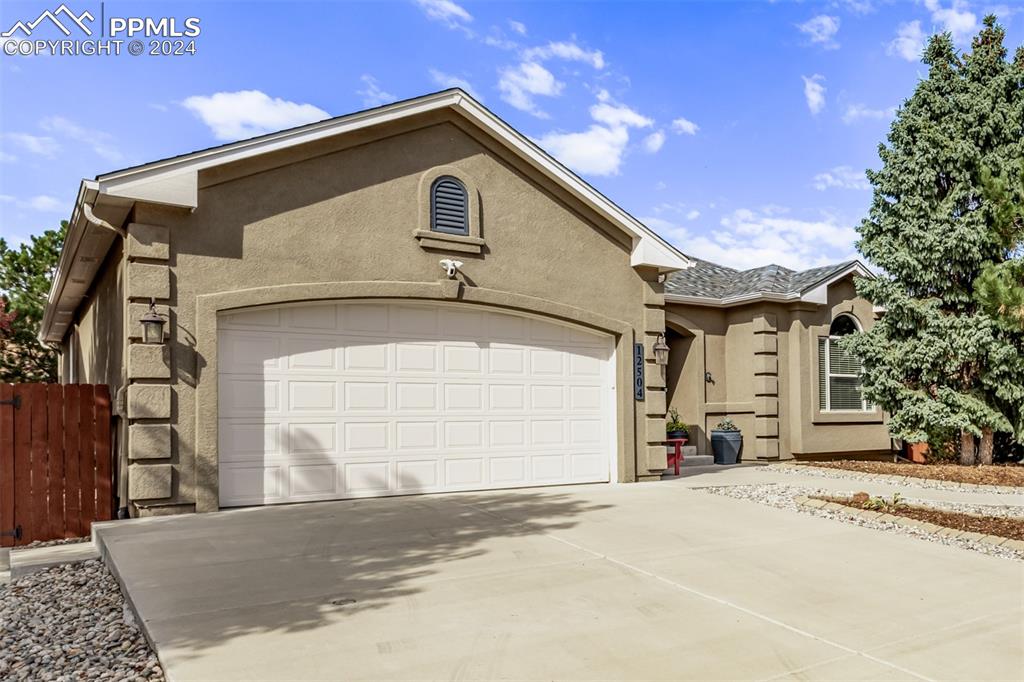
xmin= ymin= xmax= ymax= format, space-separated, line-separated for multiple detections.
xmin=846 ymin=16 xmax=1024 ymax=464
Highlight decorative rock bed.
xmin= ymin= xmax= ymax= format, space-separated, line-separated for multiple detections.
xmin=700 ymin=483 xmax=1024 ymax=562
xmin=0 ymin=559 xmax=164 ymax=681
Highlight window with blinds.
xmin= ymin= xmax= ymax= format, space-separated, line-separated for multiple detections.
xmin=430 ymin=176 xmax=469 ymax=235
xmin=818 ymin=314 xmax=871 ymax=411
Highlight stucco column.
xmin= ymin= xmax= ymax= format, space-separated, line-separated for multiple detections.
xmin=124 ymin=223 xmax=175 ymax=509
xmin=639 ymin=277 xmax=669 ymax=480
xmin=752 ymin=313 xmax=781 ymax=460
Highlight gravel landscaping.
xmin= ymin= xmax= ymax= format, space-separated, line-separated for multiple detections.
xmin=816 ymin=495 xmax=1024 ymax=540
xmin=0 ymin=559 xmax=164 ymax=681
xmin=766 ymin=462 xmax=1023 ymax=494
xmin=699 ymin=483 xmax=1024 ymax=562
xmin=787 ymin=460 xmax=1024 ymax=488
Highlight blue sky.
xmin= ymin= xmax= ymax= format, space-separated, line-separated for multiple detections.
xmin=1 ymin=0 xmax=1021 ymax=271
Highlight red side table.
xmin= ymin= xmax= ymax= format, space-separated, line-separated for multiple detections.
xmin=665 ymin=438 xmax=687 ymax=475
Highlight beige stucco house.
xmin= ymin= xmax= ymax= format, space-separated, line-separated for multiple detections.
xmin=42 ymin=90 xmax=889 ymax=517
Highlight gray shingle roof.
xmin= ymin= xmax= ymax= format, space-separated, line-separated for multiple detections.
xmin=665 ymin=257 xmax=858 ymax=300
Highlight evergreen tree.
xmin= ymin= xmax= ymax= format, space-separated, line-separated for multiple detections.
xmin=845 ymin=17 xmax=1024 ymax=464
xmin=0 ymin=221 xmax=68 ymax=382
xmin=976 ymin=167 xmax=1024 ymax=329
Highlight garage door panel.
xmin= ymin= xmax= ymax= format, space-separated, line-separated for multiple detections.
xmin=443 ymin=344 xmax=483 ymax=373
xmin=290 ymin=463 xmax=338 ymax=497
xmin=395 ymin=421 xmax=438 ymax=449
xmin=343 ymin=461 xmax=390 ymax=494
xmin=444 ymin=383 xmax=483 ymax=411
xmin=444 ymin=457 xmax=485 ymax=487
xmin=344 ymin=381 xmax=389 ymax=411
xmin=288 ymin=422 xmax=337 ymax=455
xmin=343 ymin=421 xmax=389 ymax=451
xmin=395 ymin=342 xmax=437 ymax=372
xmin=392 ymin=305 xmax=437 ymax=334
xmin=284 ymin=337 xmax=339 ymax=371
xmin=344 ymin=343 xmax=389 ymax=372
xmin=218 ymin=302 xmax=613 ymax=506
xmin=396 ymin=459 xmax=439 ymax=491
xmin=288 ymin=381 xmax=337 ymax=412
xmin=287 ymin=304 xmax=338 ymax=330
xmin=396 ymin=382 xmax=438 ymax=411
xmin=220 ymin=333 xmax=282 ymax=373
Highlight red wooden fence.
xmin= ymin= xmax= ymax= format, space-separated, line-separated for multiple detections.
xmin=0 ymin=384 xmax=113 ymax=547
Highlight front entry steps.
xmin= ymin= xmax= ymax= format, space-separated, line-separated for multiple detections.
xmin=662 ymin=445 xmax=713 ymax=476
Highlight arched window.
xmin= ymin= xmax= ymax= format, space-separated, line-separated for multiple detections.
xmin=818 ymin=314 xmax=870 ymax=411
xmin=430 ymin=176 xmax=469 ymax=236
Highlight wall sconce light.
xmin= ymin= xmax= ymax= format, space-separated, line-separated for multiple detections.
xmin=139 ymin=298 xmax=167 ymax=344
xmin=704 ymin=371 xmax=714 ymax=383
xmin=653 ymin=334 xmax=670 ymax=366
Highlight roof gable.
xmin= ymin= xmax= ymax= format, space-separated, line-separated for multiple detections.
xmin=95 ymin=89 xmax=691 ymax=273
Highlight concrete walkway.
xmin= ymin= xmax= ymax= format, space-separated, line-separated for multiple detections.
xmin=666 ymin=464 xmax=1024 ymax=507
xmin=95 ymin=481 xmax=1022 ymax=681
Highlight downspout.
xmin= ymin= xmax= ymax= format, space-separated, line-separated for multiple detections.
xmin=82 ymin=199 xmax=131 ymax=518
xmin=82 ymin=201 xmax=126 ymax=238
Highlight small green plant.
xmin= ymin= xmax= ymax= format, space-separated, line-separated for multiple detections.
xmin=714 ymin=417 xmax=738 ymax=432
xmin=859 ymin=492 xmax=906 ymax=511
xmin=666 ymin=408 xmax=688 ymax=435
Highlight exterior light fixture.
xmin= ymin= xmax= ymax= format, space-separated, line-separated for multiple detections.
xmin=140 ymin=298 xmax=166 ymax=344
xmin=653 ymin=334 xmax=670 ymax=366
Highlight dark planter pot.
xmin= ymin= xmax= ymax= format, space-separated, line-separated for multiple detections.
xmin=666 ymin=430 xmax=688 ymax=441
xmin=711 ymin=430 xmax=742 ymax=465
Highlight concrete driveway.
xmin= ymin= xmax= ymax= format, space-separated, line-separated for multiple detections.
xmin=95 ymin=477 xmax=1022 ymax=681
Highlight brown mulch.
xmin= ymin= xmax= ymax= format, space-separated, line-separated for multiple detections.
xmin=806 ymin=460 xmax=1024 ymax=488
xmin=817 ymin=495 xmax=1024 ymax=541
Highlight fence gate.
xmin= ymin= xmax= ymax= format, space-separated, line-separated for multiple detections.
xmin=0 ymin=384 xmax=113 ymax=547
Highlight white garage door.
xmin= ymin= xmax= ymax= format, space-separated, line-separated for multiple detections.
xmin=217 ymin=301 xmax=616 ymax=506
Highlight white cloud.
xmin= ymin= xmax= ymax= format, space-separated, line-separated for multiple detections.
xmin=535 ymin=94 xmax=653 ymax=176
xmin=802 ymin=75 xmax=826 ymax=115
xmin=655 ymin=181 xmax=667 ymax=191
xmin=357 ymin=75 xmax=397 ymax=107
xmin=686 ymin=209 xmax=701 ymax=221
xmin=523 ymin=40 xmax=605 ymax=69
xmin=0 ymin=194 xmax=64 ymax=213
xmin=148 ymin=103 xmax=168 ymax=112
xmin=842 ymin=103 xmax=895 ymax=124
xmin=925 ymin=0 xmax=977 ymax=43
xmin=537 ymin=125 xmax=629 ymax=176
xmin=0 ymin=151 xmax=15 ymax=163
xmin=483 ymin=34 xmax=518 ymax=50
xmin=508 ymin=20 xmax=527 ymax=35
xmin=182 ymin=90 xmax=329 ymax=141
xmin=498 ymin=62 xmax=563 ymax=117
xmin=644 ymin=207 xmax=859 ymax=271
xmin=591 ymin=102 xmax=653 ymax=128
xmin=428 ymin=69 xmax=482 ymax=100
xmin=39 ymin=116 xmax=122 ymax=162
xmin=841 ymin=0 xmax=875 ymax=14
xmin=813 ymin=165 xmax=871 ymax=190
xmin=798 ymin=15 xmax=841 ymax=48
xmin=670 ymin=117 xmax=699 ymax=135
xmin=642 ymin=130 xmax=665 ymax=153
xmin=3 ymin=132 xmax=59 ymax=158
xmin=415 ymin=0 xmax=472 ymax=28
xmin=888 ymin=20 xmax=925 ymax=61
xmin=28 ymin=195 xmax=62 ymax=212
